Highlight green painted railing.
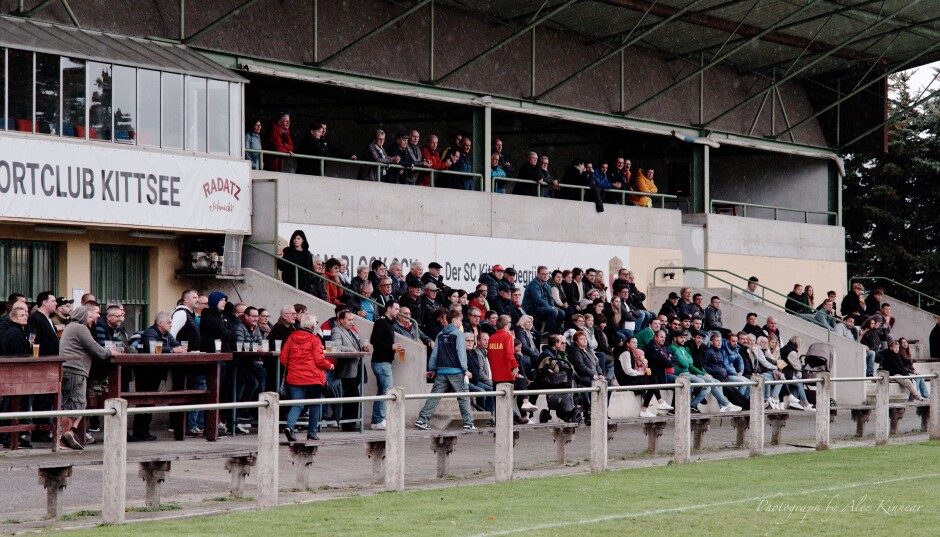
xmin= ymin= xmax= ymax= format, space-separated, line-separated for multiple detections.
xmin=710 ymin=199 xmax=837 ymax=224
xmin=850 ymin=276 xmax=940 ymax=312
xmin=244 ymin=243 xmax=429 ymax=341
xmin=653 ymin=266 xmax=847 ymax=341
xmin=246 ymin=149 xmax=484 ymax=190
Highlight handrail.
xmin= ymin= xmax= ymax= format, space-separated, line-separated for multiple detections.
xmin=710 ymin=198 xmax=836 ymax=224
xmin=244 ymin=242 xmax=429 ymax=340
xmin=498 ymin=176 xmax=679 ymax=208
xmin=246 ymin=148 xmax=483 ymax=189
xmin=652 ymin=266 xmax=848 ymax=342
xmin=849 ymin=276 xmax=940 ymax=312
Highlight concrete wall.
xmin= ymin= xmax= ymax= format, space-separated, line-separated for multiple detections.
xmin=881 ymin=294 xmax=938 ymax=351
xmin=646 ymin=285 xmax=866 ymax=405
xmin=214 ymin=268 xmax=429 ymax=419
xmin=710 ymin=153 xmax=831 ymax=225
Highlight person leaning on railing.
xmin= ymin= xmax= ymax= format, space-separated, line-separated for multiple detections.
xmin=357 ymin=129 xmax=400 ymax=182
xmin=296 ymin=121 xmax=357 ymax=176
xmin=627 ymin=167 xmax=658 ymax=207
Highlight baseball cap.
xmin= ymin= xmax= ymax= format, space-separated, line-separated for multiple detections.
xmin=492 ymin=265 xmax=504 ymax=272
xmin=428 ymin=262 xmax=443 ymax=270
xmin=424 ymin=283 xmax=439 ymax=291
xmin=668 ymin=292 xmax=680 ymax=300
xmin=56 ymin=297 xmax=74 ymax=307
xmin=504 ymin=267 xmax=516 ymax=276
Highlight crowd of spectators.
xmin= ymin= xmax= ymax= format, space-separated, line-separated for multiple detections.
xmin=0 ymin=261 xmax=929 ymax=449
xmin=246 ymin=114 xmax=662 ymax=208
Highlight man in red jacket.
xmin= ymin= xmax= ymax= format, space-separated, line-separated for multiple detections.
xmin=264 ymin=112 xmax=294 ymax=172
xmin=488 ymin=315 xmax=539 ymax=421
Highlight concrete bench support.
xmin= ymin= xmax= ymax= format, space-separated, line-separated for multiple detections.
xmin=767 ymin=414 xmax=789 ymax=446
xmin=137 ymin=461 xmax=171 ymax=507
xmin=224 ymin=456 xmax=256 ymax=495
xmin=641 ymin=422 xmax=666 ymax=454
xmin=288 ymin=444 xmax=317 ymax=490
xmin=731 ymin=416 xmax=749 ymax=448
xmin=551 ymin=427 xmax=577 ymax=465
xmin=365 ymin=441 xmax=386 ymax=485
xmin=431 ymin=436 xmax=458 ymax=479
xmin=888 ymin=407 xmax=906 ymax=436
xmin=851 ymin=408 xmax=872 ymax=438
xmin=37 ymin=466 xmax=71 ymax=517
xmin=690 ymin=418 xmax=711 ymax=451
xmin=916 ymin=405 xmax=930 ymax=433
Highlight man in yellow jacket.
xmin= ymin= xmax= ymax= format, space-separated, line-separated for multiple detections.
xmin=628 ymin=168 xmax=658 ymax=207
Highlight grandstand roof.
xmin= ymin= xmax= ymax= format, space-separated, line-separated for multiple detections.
xmin=442 ymin=0 xmax=940 ymax=81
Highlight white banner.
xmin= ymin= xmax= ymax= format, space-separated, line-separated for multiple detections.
xmin=0 ymin=136 xmax=250 ymax=233
xmin=280 ymin=223 xmax=629 ymax=290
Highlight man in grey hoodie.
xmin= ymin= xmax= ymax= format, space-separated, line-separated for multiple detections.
xmin=414 ymin=310 xmax=476 ymax=431
xmin=60 ymin=304 xmax=112 ymax=450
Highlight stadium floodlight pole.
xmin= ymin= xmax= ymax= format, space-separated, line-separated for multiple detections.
xmin=316 ymin=0 xmax=432 ymax=67
xmin=773 ymin=39 xmax=940 ymax=140
xmin=624 ymin=0 xmax=826 ymax=115
xmin=703 ymin=0 xmax=925 ymax=128
xmin=534 ymin=0 xmax=710 ymax=101
xmin=428 ymin=0 xmax=578 ymax=86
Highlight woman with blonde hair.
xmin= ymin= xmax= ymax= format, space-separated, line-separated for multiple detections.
xmin=749 ymin=335 xmax=784 ymax=409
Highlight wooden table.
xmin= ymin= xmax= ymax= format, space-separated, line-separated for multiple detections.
xmin=231 ymin=350 xmax=369 ymax=433
xmin=106 ymin=353 xmax=232 ymax=441
xmin=0 ymin=355 xmax=77 ymax=451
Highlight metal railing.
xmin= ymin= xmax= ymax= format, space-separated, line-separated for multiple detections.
xmin=497 ymin=176 xmax=680 ymax=208
xmin=243 ymin=243 xmax=430 ymax=341
xmin=849 ymin=276 xmax=940 ymax=312
xmin=246 ymin=149 xmax=483 ymax=189
xmin=0 ymin=371 xmax=937 ymax=525
xmin=653 ymin=266 xmax=848 ymax=341
xmin=710 ymin=199 xmax=837 ymax=224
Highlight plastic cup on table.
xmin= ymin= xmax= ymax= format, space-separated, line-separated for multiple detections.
xmin=214 ymin=339 xmax=222 ymax=352
xmin=180 ymin=341 xmax=189 ymax=351
xmin=236 ymin=341 xmax=244 ymax=352
xmin=32 ymin=344 xmax=40 ymax=357
xmin=149 ymin=341 xmax=158 ymax=354
xmin=154 ymin=342 xmax=163 ymax=354
xmin=261 ymin=340 xmax=269 ymax=352
xmin=274 ymin=340 xmax=282 ymax=352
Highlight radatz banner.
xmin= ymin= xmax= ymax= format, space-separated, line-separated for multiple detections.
xmin=280 ymin=223 xmax=629 ymax=290
xmin=0 ymin=136 xmax=251 ymax=233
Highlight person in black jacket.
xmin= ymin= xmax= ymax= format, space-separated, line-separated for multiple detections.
xmin=27 ymin=291 xmax=60 ymax=439
xmin=368 ymin=301 xmax=404 ymax=430
xmin=1 ymin=306 xmax=30 ymax=355
xmin=279 ymin=230 xmax=314 ymax=292
xmin=878 ymin=340 xmax=924 ymax=401
xmin=296 ymin=121 xmax=356 ymax=176
xmin=199 ymin=291 xmax=236 ymax=435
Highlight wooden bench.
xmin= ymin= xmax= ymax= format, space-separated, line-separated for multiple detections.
xmin=1 ymin=448 xmax=257 ymax=517
xmin=835 ymin=402 xmax=929 ymax=438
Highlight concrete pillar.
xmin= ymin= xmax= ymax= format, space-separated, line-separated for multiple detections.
xmin=38 ymin=467 xmax=71 ymax=518
xmin=815 ymin=373 xmax=831 ymax=450
xmin=749 ymin=375 xmax=765 ymax=456
xmin=930 ymin=375 xmax=940 ymax=440
xmin=257 ymin=392 xmax=279 ymax=509
xmin=590 ymin=379 xmax=608 ymax=473
xmin=875 ymin=370 xmax=890 ymax=446
xmin=494 ymin=382 xmax=514 ymax=483
xmin=384 ymin=387 xmax=406 ymax=491
xmin=102 ymin=398 xmax=127 ymax=525
xmin=365 ymin=441 xmax=386 ymax=485
xmin=137 ymin=461 xmax=171 ymax=507
xmin=673 ymin=377 xmax=691 ymax=464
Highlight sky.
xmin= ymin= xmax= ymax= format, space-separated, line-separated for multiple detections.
xmin=904 ymin=61 xmax=940 ymax=94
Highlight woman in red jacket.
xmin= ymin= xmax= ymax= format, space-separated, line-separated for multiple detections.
xmin=280 ymin=314 xmax=335 ymax=441
xmin=324 ymin=258 xmax=346 ymax=306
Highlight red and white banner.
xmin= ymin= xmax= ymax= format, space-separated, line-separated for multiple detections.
xmin=0 ymin=135 xmax=250 ymax=233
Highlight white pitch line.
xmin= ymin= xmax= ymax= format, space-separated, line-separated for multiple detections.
xmin=467 ymin=472 xmax=940 ymax=537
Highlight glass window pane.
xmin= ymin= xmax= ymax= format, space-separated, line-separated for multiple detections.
xmin=35 ymin=53 xmax=59 ymax=135
xmin=161 ymin=73 xmax=183 ymax=149
xmin=207 ymin=79 xmax=228 ymax=154
xmin=61 ymin=57 xmax=85 ymax=139
xmin=113 ymin=65 xmax=135 ymax=143
xmin=229 ymin=83 xmax=241 ymax=157
xmin=185 ymin=76 xmax=207 ymax=152
xmin=88 ymin=61 xmax=112 ymax=141
xmin=8 ymin=50 xmax=32 ymax=132
xmin=0 ymin=49 xmax=5 ymax=131
xmin=137 ymin=69 xmax=160 ymax=146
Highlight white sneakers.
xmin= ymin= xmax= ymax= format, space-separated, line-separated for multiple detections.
xmin=787 ymin=394 xmax=801 ymax=404
xmin=656 ymin=401 xmax=674 ymax=410
xmin=719 ymin=404 xmax=742 ymax=413
xmin=370 ymin=420 xmax=387 ymax=430
xmin=766 ymin=398 xmax=780 ymax=410
xmin=520 ymin=401 xmax=538 ymax=412
xmin=793 ymin=402 xmax=815 ymax=412
xmin=639 ymin=410 xmax=658 ymax=418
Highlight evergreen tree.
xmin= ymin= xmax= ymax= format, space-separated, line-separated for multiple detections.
xmin=843 ymin=70 xmax=940 ymax=310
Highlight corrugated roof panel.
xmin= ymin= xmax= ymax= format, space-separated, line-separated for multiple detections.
xmin=0 ymin=15 xmax=245 ymax=83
